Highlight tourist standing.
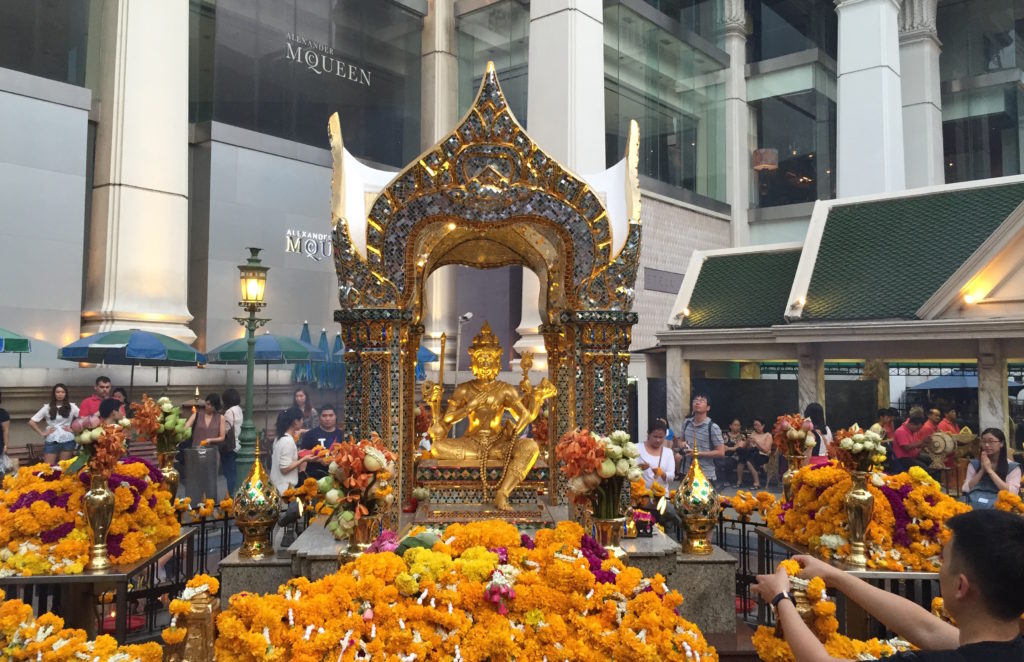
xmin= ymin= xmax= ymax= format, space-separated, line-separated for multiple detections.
xmin=185 ymin=393 xmax=226 ymax=453
xmin=292 ymin=387 xmax=318 ymax=434
xmin=802 ymin=402 xmax=832 ymax=466
xmin=678 ymin=394 xmax=725 ymax=484
xmin=28 ymin=384 xmax=79 ymax=464
xmin=78 ymin=376 xmax=111 ymax=419
xmin=963 ymin=428 xmax=1020 ymax=508
xmin=220 ymin=388 xmax=243 ymax=496
xmin=299 ymin=404 xmax=343 ymax=481
xmin=271 ymin=407 xmax=309 ymax=547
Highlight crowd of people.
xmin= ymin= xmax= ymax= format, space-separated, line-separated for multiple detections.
xmin=636 ymin=395 xmax=1020 ymax=508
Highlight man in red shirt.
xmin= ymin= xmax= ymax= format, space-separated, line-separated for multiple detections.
xmin=937 ymin=407 xmax=960 ymax=434
xmin=919 ymin=407 xmax=941 ymax=439
xmin=78 ymin=376 xmax=112 ymax=418
xmin=892 ymin=412 xmax=927 ymax=473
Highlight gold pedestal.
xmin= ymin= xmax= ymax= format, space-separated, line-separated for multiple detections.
xmin=845 ymin=470 xmax=874 ymax=569
xmin=591 ymin=517 xmax=627 ymax=558
xmin=676 ymin=451 xmax=720 ymax=556
xmin=782 ymin=454 xmax=804 ymax=502
xmin=84 ymin=474 xmax=114 ymax=571
xmin=158 ymin=452 xmax=180 ymax=499
xmin=682 ymin=516 xmax=716 ymax=555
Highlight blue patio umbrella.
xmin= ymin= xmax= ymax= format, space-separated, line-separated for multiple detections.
xmin=315 ymin=329 xmax=331 ymax=388
xmin=331 ymin=332 xmax=345 ymax=390
xmin=291 ymin=321 xmax=314 ymax=383
xmin=415 ymin=344 xmax=439 ymax=381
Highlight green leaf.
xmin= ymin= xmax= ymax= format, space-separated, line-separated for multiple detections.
xmin=67 ymin=449 xmax=89 ymax=475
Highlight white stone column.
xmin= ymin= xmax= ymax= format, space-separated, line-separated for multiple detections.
xmin=899 ymin=0 xmax=943 ymax=188
xmin=835 ymin=0 xmax=906 ymax=198
xmin=82 ymin=0 xmax=194 ymax=341
xmin=518 ymin=0 xmax=605 ymax=364
xmin=629 ymin=355 xmax=649 ymax=440
xmin=420 ymin=0 xmax=460 ymax=373
xmin=797 ymin=344 xmax=826 ymax=415
xmin=666 ymin=349 xmax=688 ymax=435
xmin=723 ymin=0 xmax=750 ymax=246
xmin=978 ymin=340 xmax=1008 ymax=434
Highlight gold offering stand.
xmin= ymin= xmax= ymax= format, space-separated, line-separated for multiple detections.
xmin=756 ymin=528 xmax=939 ymax=639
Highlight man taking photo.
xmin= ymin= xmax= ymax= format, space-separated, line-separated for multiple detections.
xmin=754 ymin=509 xmax=1024 ymax=661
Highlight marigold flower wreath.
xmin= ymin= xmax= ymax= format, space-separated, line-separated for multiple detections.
xmin=214 ymin=520 xmax=716 ymax=661
xmin=0 ymin=458 xmax=181 ymax=576
xmin=0 ymin=587 xmax=161 ymax=660
xmin=766 ymin=461 xmax=969 ymax=572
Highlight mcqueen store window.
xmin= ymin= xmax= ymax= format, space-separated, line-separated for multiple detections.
xmin=604 ymin=1 xmax=727 ymax=205
xmin=199 ymin=0 xmax=422 ymax=167
xmin=0 ymin=0 xmax=92 ymax=86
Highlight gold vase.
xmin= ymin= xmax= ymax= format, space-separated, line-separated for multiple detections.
xmin=676 ymin=450 xmax=720 ymax=555
xmin=158 ymin=452 xmax=180 ymax=500
xmin=182 ymin=592 xmax=220 ymax=661
xmin=845 ymin=470 xmax=874 ymax=569
xmin=84 ymin=474 xmax=114 ymax=571
xmin=591 ymin=517 xmax=627 ymax=557
xmin=782 ymin=454 xmax=805 ymax=502
xmin=233 ymin=456 xmax=281 ymax=560
xmin=339 ymin=513 xmax=382 ymax=565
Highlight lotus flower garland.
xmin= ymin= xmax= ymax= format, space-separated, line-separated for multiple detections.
xmin=830 ymin=423 xmax=887 ymax=473
xmin=556 ymin=429 xmax=642 ymax=520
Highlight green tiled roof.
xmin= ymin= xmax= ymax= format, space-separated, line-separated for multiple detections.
xmin=686 ymin=249 xmax=801 ymax=329
xmin=802 ymin=182 xmax=1024 ymax=321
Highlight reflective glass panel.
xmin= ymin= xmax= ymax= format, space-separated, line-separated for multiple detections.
xmin=746 ymin=0 xmax=837 ymax=63
xmin=457 ymin=0 xmax=529 ymax=124
xmin=0 ymin=0 xmax=91 ymax=86
xmin=605 ymin=3 xmax=727 ymax=203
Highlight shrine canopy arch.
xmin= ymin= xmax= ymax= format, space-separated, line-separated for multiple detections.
xmin=330 ymin=62 xmax=643 ymax=506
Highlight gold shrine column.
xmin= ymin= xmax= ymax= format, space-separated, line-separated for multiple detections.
xmin=517 ymin=0 xmax=606 ymax=368
xmin=82 ymin=0 xmax=194 ymax=341
xmin=420 ymin=0 xmax=459 ymax=373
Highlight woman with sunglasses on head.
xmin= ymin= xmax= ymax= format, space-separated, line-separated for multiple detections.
xmin=963 ymin=428 xmax=1020 ymax=509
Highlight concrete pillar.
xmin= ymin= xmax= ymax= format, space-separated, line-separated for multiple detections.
xmin=834 ymin=0 xmax=906 ymax=198
xmin=978 ymin=340 xmax=1008 ymax=433
xmin=82 ymin=0 xmax=193 ymax=341
xmin=629 ymin=355 xmax=649 ymax=441
xmin=722 ymin=0 xmax=750 ymax=246
xmin=899 ymin=0 xmax=943 ymax=188
xmin=519 ymin=0 xmax=605 ymax=364
xmin=666 ymin=348 xmax=688 ymax=435
xmin=420 ymin=0 xmax=460 ymax=373
xmin=863 ymin=359 xmax=891 ymax=411
xmin=797 ymin=344 xmax=826 ymax=414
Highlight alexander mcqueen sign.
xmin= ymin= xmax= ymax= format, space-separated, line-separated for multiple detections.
xmin=286 ymin=229 xmax=332 ymax=262
xmin=285 ymin=33 xmax=372 ymax=86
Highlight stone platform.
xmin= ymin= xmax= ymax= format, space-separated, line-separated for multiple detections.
xmin=412 ymin=502 xmax=556 ymax=531
xmin=415 ymin=459 xmax=548 ymax=506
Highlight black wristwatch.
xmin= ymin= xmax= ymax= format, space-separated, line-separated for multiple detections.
xmin=770 ymin=591 xmax=795 ymax=611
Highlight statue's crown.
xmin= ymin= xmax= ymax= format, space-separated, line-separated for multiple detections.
xmin=468 ymin=321 xmax=502 ymax=355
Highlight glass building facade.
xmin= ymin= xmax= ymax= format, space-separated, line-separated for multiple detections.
xmin=191 ymin=0 xmax=423 ymax=167
xmin=0 ymin=0 xmax=92 ymax=87
xmin=939 ymin=0 xmax=1024 ymax=183
xmin=457 ymin=0 xmax=529 ymax=125
xmin=604 ymin=0 xmax=727 ymax=205
xmin=745 ymin=0 xmax=837 ymax=209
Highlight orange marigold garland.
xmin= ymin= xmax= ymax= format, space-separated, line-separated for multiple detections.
xmin=767 ymin=461 xmax=968 ymax=571
xmin=214 ymin=520 xmax=717 ymax=661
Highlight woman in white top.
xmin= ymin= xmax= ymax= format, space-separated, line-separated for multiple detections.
xmin=220 ymin=388 xmax=244 ymax=496
xmin=28 ymin=383 xmax=80 ymax=464
xmin=802 ymin=402 xmax=833 ymax=466
xmin=638 ymin=419 xmax=676 ymax=490
xmin=271 ymin=407 xmax=309 ymax=547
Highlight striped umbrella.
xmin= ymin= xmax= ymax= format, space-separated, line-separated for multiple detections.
xmin=207 ymin=332 xmax=326 ymax=433
xmin=58 ymin=329 xmax=206 ymax=395
xmin=0 ymin=328 xmax=32 ymax=367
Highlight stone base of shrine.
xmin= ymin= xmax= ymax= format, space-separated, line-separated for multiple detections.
xmin=673 ymin=545 xmax=739 ymax=634
xmin=412 ymin=502 xmax=556 ymax=531
xmin=219 ymin=549 xmax=292 ymax=599
xmin=414 ymin=459 xmax=551 ymax=506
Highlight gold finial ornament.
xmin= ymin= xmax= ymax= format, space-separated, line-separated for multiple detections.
xmin=422 ymin=320 xmax=556 ymax=510
xmin=233 ymin=434 xmax=281 ymax=559
xmin=675 ymin=447 xmax=720 ymax=555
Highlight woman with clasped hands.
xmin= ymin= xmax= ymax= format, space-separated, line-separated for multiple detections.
xmin=962 ymin=428 xmax=1020 ymax=509
xmin=753 ymin=509 xmax=1024 ymax=661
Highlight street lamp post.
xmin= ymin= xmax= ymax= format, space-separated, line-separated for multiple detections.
xmin=234 ymin=247 xmax=269 ymax=479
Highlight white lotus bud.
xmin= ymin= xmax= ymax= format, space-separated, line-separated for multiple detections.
xmin=852 ymin=443 xmax=864 ymax=453
xmin=840 ymin=438 xmax=854 ymax=450
xmin=615 ymin=459 xmax=630 ymax=476
xmin=603 ymin=443 xmax=623 ymax=461
xmin=627 ymin=467 xmax=642 ymax=482
xmin=622 ymin=443 xmax=641 ymax=459
xmin=609 ymin=430 xmax=630 ymax=446
xmin=852 ymin=434 xmax=866 ymax=444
